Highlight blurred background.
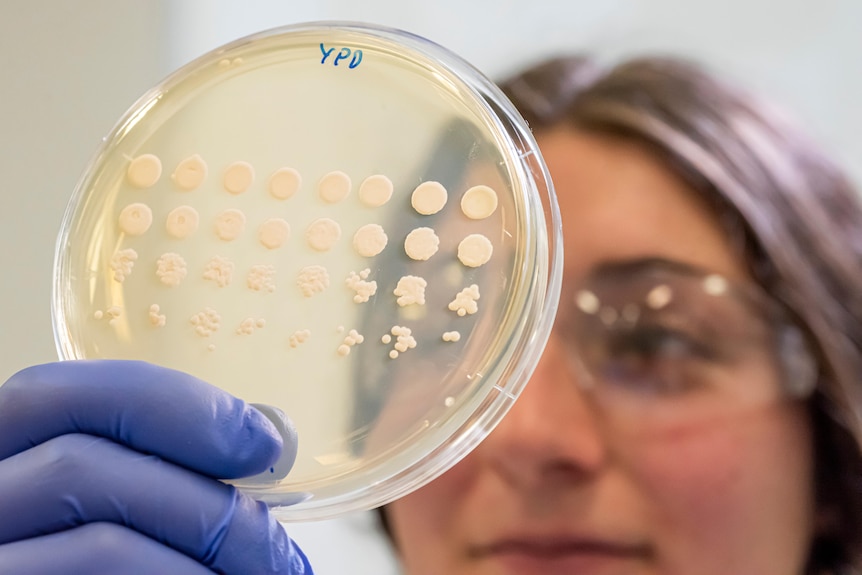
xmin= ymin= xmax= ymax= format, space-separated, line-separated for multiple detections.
xmin=1 ymin=1 xmax=859 ymax=573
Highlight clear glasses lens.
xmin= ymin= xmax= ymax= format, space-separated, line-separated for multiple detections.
xmin=556 ymin=262 xmax=816 ymax=430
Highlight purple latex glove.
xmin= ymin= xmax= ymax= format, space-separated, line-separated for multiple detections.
xmin=0 ymin=360 xmax=313 ymax=574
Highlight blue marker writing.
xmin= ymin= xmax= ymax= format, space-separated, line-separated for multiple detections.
xmin=319 ymin=43 xmax=363 ymax=69
xmin=320 ymin=43 xmax=335 ymax=64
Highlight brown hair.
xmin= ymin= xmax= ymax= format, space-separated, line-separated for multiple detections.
xmin=497 ymin=54 xmax=862 ymax=574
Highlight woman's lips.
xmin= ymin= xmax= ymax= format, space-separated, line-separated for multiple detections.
xmin=469 ymin=536 xmax=650 ymax=575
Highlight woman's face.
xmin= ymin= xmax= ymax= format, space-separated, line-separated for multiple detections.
xmin=386 ymin=129 xmax=816 ymax=575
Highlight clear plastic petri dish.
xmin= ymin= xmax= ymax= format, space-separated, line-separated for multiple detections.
xmin=52 ymin=21 xmax=562 ymax=521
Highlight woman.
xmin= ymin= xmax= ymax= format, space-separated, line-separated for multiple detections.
xmin=379 ymin=56 xmax=862 ymax=574
xmin=0 ymin=55 xmax=860 ymax=574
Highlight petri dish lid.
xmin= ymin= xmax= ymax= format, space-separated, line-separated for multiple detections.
xmin=52 ymin=21 xmax=562 ymax=521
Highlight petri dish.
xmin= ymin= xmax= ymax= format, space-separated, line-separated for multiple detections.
xmin=52 ymin=21 xmax=562 ymax=521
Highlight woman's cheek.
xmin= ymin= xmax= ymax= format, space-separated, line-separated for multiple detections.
xmin=638 ymin=428 xmax=747 ymax=526
xmin=629 ymin=410 xmax=815 ymax=574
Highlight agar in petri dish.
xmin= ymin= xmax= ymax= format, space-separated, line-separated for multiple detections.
xmin=52 ymin=22 xmax=562 ymax=521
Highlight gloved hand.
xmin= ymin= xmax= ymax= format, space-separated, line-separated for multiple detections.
xmin=0 ymin=359 xmax=313 ymax=574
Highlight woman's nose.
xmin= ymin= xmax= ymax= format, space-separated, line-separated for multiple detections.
xmin=477 ymin=332 xmax=608 ymax=491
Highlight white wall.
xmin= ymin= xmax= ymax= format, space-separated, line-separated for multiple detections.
xmin=164 ymin=0 xmax=862 ymax=184
xmin=0 ymin=1 xmax=169 ymax=378
xmin=2 ymin=1 xmax=860 ymax=574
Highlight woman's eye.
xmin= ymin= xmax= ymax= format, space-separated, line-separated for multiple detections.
xmin=595 ymin=325 xmax=713 ymax=394
xmin=610 ymin=325 xmax=700 ymax=358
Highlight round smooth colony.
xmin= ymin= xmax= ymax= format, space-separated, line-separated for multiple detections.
xmin=258 ymin=218 xmax=290 ymax=249
xmin=172 ymin=154 xmax=207 ymax=191
xmin=353 ymin=224 xmax=388 ymax=257
xmin=306 ymin=218 xmax=341 ymax=251
xmin=268 ymin=167 xmax=301 ymax=200
xmin=126 ymin=154 xmax=162 ymax=189
xmin=460 ymin=185 xmax=498 ymax=220
xmin=457 ymin=233 xmax=493 ymax=267
xmin=411 ymin=181 xmax=448 ymax=215
xmin=318 ymin=171 xmax=351 ymax=204
xmin=223 ymin=161 xmax=255 ymax=194
xmin=118 ymin=203 xmax=153 ymax=236
xmin=358 ymin=174 xmax=393 ymax=207
xmin=165 ymin=205 xmax=200 ymax=239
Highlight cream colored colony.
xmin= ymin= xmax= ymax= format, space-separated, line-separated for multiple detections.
xmin=126 ymin=154 xmax=162 ymax=189
xmin=172 ymin=155 xmax=207 ymax=191
xmin=236 ymin=318 xmax=266 ymax=336
xmin=460 ymin=184 xmax=498 ymax=220
xmin=387 ymin=325 xmax=417 ymax=359
xmin=457 ymin=234 xmax=493 ymax=267
xmin=346 ymin=269 xmax=378 ymax=303
xmin=110 ymin=248 xmax=138 ymax=282
xmin=166 ymin=206 xmax=200 ymax=239
xmin=448 ymin=284 xmax=480 ymax=317
xmin=358 ymin=174 xmax=394 ymax=207
xmin=155 ymin=253 xmax=188 ymax=287
xmin=288 ymin=329 xmax=311 ymax=348
xmin=223 ymin=161 xmax=255 ymax=194
xmin=202 ymin=256 xmax=234 ymax=287
xmin=336 ymin=329 xmax=365 ymax=356
xmin=148 ymin=304 xmax=166 ymax=328
xmin=118 ymin=203 xmax=153 ymax=236
xmin=394 ymin=275 xmax=427 ymax=307
xmin=353 ymin=224 xmax=388 ymax=257
xmin=247 ymin=264 xmax=277 ymax=293
xmin=404 ymin=227 xmax=440 ymax=261
xmin=214 ymin=209 xmax=246 ymax=241
xmin=258 ymin=218 xmax=291 ymax=249
xmin=411 ymin=181 xmax=447 ymax=215
xmin=318 ymin=171 xmax=352 ymax=203
xmin=268 ymin=167 xmax=302 ymax=200
xmin=306 ymin=218 xmax=342 ymax=251
xmin=297 ymin=265 xmax=330 ymax=297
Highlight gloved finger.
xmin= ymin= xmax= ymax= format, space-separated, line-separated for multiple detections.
xmin=0 ymin=523 xmax=214 ymax=575
xmin=0 ymin=360 xmax=291 ymax=478
xmin=0 ymin=434 xmax=312 ymax=574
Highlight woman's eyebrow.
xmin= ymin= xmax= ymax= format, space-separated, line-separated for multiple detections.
xmin=586 ymin=256 xmax=707 ymax=281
